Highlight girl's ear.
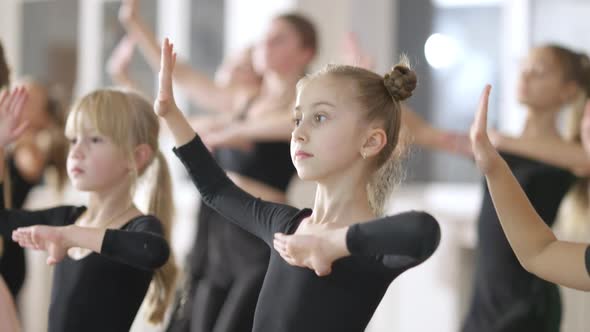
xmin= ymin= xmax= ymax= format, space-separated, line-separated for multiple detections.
xmin=361 ymin=127 xmax=387 ymax=159
xmin=133 ymin=144 xmax=154 ymax=172
xmin=560 ymin=80 xmax=582 ymax=104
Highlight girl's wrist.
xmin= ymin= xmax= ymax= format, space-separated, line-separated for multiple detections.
xmin=323 ymin=227 xmax=350 ymax=261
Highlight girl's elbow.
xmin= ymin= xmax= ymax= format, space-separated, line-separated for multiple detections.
xmin=145 ymin=241 xmax=171 ymax=270
xmin=417 ymin=213 xmax=441 ymax=260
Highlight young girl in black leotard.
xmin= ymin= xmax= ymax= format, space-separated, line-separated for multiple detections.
xmin=157 ymin=38 xmax=440 ymax=332
xmin=470 ymin=84 xmax=590 ymax=291
xmin=460 ymin=45 xmax=590 ymax=332
xmin=0 ymin=87 xmax=176 ymax=331
xmin=120 ymin=2 xmax=317 ymax=331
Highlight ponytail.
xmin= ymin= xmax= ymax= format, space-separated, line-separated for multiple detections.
xmin=144 ymin=151 xmax=177 ymax=324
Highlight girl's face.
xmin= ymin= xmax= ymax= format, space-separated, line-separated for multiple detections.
xmin=517 ymin=47 xmax=577 ymax=111
xmin=66 ymin=115 xmax=130 ymax=192
xmin=253 ymin=18 xmax=313 ymax=75
xmin=291 ymin=76 xmax=368 ymax=181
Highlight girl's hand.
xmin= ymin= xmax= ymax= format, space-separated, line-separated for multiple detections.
xmin=106 ymin=35 xmax=135 ymax=80
xmin=119 ymin=0 xmax=139 ymax=25
xmin=154 ymin=38 xmax=178 ymax=118
xmin=470 ymin=85 xmax=502 ymax=175
xmin=273 ymin=229 xmax=348 ymax=277
xmin=12 ymin=225 xmax=69 ymax=265
xmin=342 ymin=32 xmax=375 ymax=70
xmin=438 ymin=131 xmax=473 ymax=158
xmin=0 ymin=87 xmax=29 ymax=148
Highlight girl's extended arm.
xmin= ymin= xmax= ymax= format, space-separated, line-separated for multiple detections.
xmin=470 ymin=85 xmax=590 ymax=291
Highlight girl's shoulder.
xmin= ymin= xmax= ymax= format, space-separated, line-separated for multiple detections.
xmin=121 ymin=214 xmax=164 ymax=234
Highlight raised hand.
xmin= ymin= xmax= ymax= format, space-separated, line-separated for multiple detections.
xmin=154 ymin=38 xmax=178 ymax=118
xmin=273 ymin=230 xmax=347 ymax=277
xmin=438 ymin=131 xmax=473 ymax=157
xmin=342 ymin=32 xmax=375 ymax=70
xmin=470 ymin=85 xmax=502 ymax=174
xmin=106 ymin=36 xmax=135 ymax=82
xmin=12 ymin=225 xmax=68 ymax=265
xmin=0 ymin=87 xmax=29 ymax=148
xmin=119 ymin=0 xmax=139 ymax=25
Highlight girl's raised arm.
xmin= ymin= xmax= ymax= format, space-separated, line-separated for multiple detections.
xmin=471 ymin=85 xmax=590 ymax=291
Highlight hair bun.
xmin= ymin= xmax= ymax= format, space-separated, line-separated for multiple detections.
xmin=383 ymin=64 xmax=417 ymax=101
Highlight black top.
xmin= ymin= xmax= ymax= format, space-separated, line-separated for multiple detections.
xmin=0 ymin=191 xmax=171 ymax=332
xmin=214 ymin=142 xmax=294 ymax=192
xmin=464 ymin=152 xmax=576 ymax=331
xmin=174 ymin=134 xmax=441 ymax=332
xmin=0 ymin=157 xmax=37 ymax=297
xmin=212 ymin=97 xmax=295 ymax=192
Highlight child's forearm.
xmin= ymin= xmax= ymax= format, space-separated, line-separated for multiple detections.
xmin=62 ymin=225 xmax=105 ymax=253
xmin=162 ymin=108 xmax=197 ymax=148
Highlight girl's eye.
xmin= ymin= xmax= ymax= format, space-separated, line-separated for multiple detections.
xmin=315 ymin=114 xmax=327 ymax=123
xmin=90 ymin=137 xmax=103 ymax=143
xmin=293 ymin=118 xmax=302 ymax=127
xmin=68 ymin=138 xmax=77 ymax=145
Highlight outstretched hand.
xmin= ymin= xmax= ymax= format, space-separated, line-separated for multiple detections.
xmin=342 ymin=32 xmax=375 ymax=70
xmin=119 ymin=0 xmax=139 ymax=25
xmin=470 ymin=85 xmax=502 ymax=175
xmin=154 ymin=38 xmax=178 ymax=118
xmin=273 ymin=229 xmax=349 ymax=277
xmin=12 ymin=225 xmax=69 ymax=265
xmin=106 ymin=35 xmax=135 ymax=79
xmin=0 ymin=87 xmax=29 ymax=148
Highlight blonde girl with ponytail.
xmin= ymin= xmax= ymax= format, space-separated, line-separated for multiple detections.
xmin=0 ymin=87 xmax=176 ymax=331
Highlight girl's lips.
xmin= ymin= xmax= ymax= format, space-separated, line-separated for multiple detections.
xmin=295 ymin=150 xmax=314 ymax=160
xmin=70 ymin=167 xmax=84 ymax=176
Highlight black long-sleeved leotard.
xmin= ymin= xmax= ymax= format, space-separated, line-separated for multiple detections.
xmin=173 ymin=134 xmax=441 ymax=332
xmin=0 ymin=157 xmax=37 ymax=297
xmin=0 ymin=188 xmax=170 ymax=332
xmin=463 ymin=152 xmax=576 ymax=332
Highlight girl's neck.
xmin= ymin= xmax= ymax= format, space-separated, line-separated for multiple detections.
xmin=310 ymin=166 xmax=375 ymax=226
xmin=521 ymin=107 xmax=561 ymax=139
xmin=85 ymin=179 xmax=135 ymax=227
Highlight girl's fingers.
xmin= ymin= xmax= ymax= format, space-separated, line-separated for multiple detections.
xmin=278 ymin=252 xmax=298 ymax=266
xmin=6 ymin=87 xmax=23 ymax=113
xmin=475 ymin=85 xmax=491 ymax=133
xmin=47 ymin=256 xmax=57 ymax=266
xmin=10 ymin=121 xmax=30 ymax=141
xmin=273 ymin=239 xmax=287 ymax=252
xmin=0 ymin=89 xmax=9 ymax=110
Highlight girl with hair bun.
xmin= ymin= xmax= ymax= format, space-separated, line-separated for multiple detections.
xmin=158 ymin=38 xmax=440 ymax=331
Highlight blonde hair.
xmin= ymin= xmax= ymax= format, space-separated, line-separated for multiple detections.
xmin=543 ymin=45 xmax=590 ymax=234
xmin=66 ymin=89 xmax=177 ymax=324
xmin=298 ymin=58 xmax=417 ymax=215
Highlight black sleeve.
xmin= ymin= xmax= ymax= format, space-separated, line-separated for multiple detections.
xmin=173 ymin=134 xmax=303 ymax=245
xmin=6 ymin=157 xmax=38 ymax=209
xmin=100 ymin=216 xmax=170 ymax=271
xmin=346 ymin=211 xmax=441 ymax=271
xmin=0 ymin=183 xmax=84 ymax=237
